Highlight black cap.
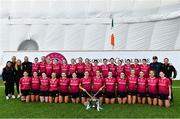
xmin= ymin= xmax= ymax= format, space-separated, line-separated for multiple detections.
xmin=152 ymin=56 xmax=158 ymax=59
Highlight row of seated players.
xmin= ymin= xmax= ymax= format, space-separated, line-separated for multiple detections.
xmin=31 ymin=57 xmax=150 ymax=78
xmin=19 ymin=69 xmax=171 ymax=108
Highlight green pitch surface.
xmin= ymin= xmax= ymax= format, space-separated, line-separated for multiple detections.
xmin=0 ymin=80 xmax=180 ymax=118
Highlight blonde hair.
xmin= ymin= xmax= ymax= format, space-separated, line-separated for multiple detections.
xmin=15 ymin=59 xmax=23 ymax=70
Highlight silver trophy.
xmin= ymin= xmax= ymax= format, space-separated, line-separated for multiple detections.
xmin=83 ymin=90 xmax=103 ymax=111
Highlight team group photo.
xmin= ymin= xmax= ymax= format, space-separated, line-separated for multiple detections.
xmin=0 ymin=0 xmax=180 ymax=118
xmin=2 ymin=55 xmax=177 ymax=108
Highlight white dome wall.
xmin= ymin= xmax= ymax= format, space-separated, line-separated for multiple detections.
xmin=125 ymin=23 xmax=154 ymax=50
xmin=43 ymin=25 xmax=65 ymax=51
xmin=83 ymin=25 xmax=107 ymax=50
xmin=175 ymin=28 xmax=180 ymax=50
xmin=150 ymin=18 xmax=180 ymax=50
xmin=112 ymin=24 xmax=129 ymax=50
xmin=1 ymin=0 xmax=180 ymax=51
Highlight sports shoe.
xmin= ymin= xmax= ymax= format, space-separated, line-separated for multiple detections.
xmin=17 ymin=94 xmax=21 ymax=98
xmin=11 ymin=95 xmax=16 ymax=99
xmin=6 ymin=96 xmax=9 ymax=100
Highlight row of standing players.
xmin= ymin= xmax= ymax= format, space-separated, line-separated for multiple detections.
xmin=18 ymin=69 xmax=171 ymax=108
xmin=2 ymin=56 xmax=177 ymax=107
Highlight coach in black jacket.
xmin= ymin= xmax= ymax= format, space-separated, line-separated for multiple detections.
xmin=162 ymin=58 xmax=177 ymax=81
xmin=22 ymin=56 xmax=32 ymax=76
xmin=150 ymin=56 xmax=163 ymax=77
xmin=162 ymin=58 xmax=177 ymax=101
xmin=2 ymin=61 xmax=15 ymax=100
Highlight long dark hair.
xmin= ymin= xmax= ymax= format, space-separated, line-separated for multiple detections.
xmin=5 ymin=61 xmax=13 ymax=70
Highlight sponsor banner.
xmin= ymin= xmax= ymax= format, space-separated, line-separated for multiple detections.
xmin=1 ymin=51 xmax=179 ymax=79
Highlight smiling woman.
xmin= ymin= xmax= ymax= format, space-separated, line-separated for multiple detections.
xmin=17 ymin=40 xmax=39 ymax=51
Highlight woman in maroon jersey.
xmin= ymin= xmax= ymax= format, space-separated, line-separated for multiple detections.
xmin=158 ymin=71 xmax=171 ymax=108
xmin=116 ymin=72 xmax=127 ymax=104
xmin=140 ymin=59 xmax=150 ymax=78
xmin=92 ymin=70 xmax=105 ymax=105
xmin=69 ymin=72 xmax=80 ymax=104
xmin=49 ymin=73 xmax=59 ymax=103
xmin=137 ymin=71 xmax=147 ymax=104
xmin=79 ymin=71 xmax=92 ymax=104
xmin=32 ymin=57 xmax=39 ymax=74
xmin=59 ymin=73 xmax=70 ymax=103
xmin=19 ymin=71 xmax=31 ymax=102
xmin=68 ymin=58 xmax=77 ymax=78
xmin=101 ymin=58 xmax=109 ymax=78
xmin=147 ymin=70 xmax=159 ymax=106
xmin=92 ymin=59 xmax=101 ymax=77
xmin=116 ymin=60 xmax=124 ymax=78
xmin=127 ymin=69 xmax=137 ymax=104
xmin=124 ymin=59 xmax=132 ymax=77
xmin=108 ymin=58 xmax=116 ymax=78
xmin=84 ymin=58 xmax=92 ymax=77
xmin=31 ymin=72 xmax=40 ymax=102
xmin=39 ymin=56 xmax=46 ymax=76
xmin=131 ymin=59 xmax=140 ymax=77
xmin=104 ymin=71 xmax=116 ymax=104
xmin=61 ymin=59 xmax=69 ymax=76
xmin=45 ymin=58 xmax=53 ymax=78
xmin=76 ymin=57 xmax=85 ymax=78
xmin=39 ymin=73 xmax=49 ymax=103
xmin=52 ymin=59 xmax=61 ymax=78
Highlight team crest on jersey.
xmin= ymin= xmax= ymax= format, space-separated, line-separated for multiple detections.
xmin=46 ymin=52 xmax=67 ymax=64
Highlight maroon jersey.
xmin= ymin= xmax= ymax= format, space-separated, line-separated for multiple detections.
xmin=84 ymin=64 xmax=92 ymax=75
xmin=76 ymin=63 xmax=85 ymax=74
xmin=140 ymin=64 xmax=150 ymax=78
xmin=147 ymin=77 xmax=159 ymax=94
xmin=108 ymin=64 xmax=116 ymax=76
xmin=92 ymin=65 xmax=101 ymax=76
xmin=158 ymin=77 xmax=171 ymax=95
xmin=40 ymin=77 xmax=49 ymax=91
xmin=104 ymin=77 xmax=116 ymax=93
xmin=124 ymin=64 xmax=132 ymax=76
xmin=52 ymin=64 xmax=61 ymax=76
xmin=61 ymin=64 xmax=69 ymax=75
xmin=92 ymin=76 xmax=104 ymax=92
xmin=39 ymin=62 xmax=46 ymax=73
xmin=137 ymin=77 xmax=147 ymax=93
xmin=69 ymin=64 xmax=77 ymax=75
xmin=31 ymin=77 xmax=40 ymax=90
xmin=101 ymin=64 xmax=109 ymax=77
xmin=117 ymin=78 xmax=127 ymax=93
xmin=59 ymin=78 xmax=69 ymax=93
xmin=116 ymin=65 xmax=124 ymax=77
xmin=127 ymin=76 xmax=137 ymax=92
xmin=131 ymin=64 xmax=141 ymax=76
xmin=69 ymin=78 xmax=80 ymax=93
xmin=45 ymin=64 xmax=53 ymax=76
xmin=19 ymin=77 xmax=31 ymax=90
xmin=32 ymin=63 xmax=39 ymax=73
xmin=49 ymin=78 xmax=59 ymax=92
xmin=80 ymin=77 xmax=92 ymax=92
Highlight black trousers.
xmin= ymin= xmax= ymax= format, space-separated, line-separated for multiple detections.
xmin=14 ymin=79 xmax=20 ymax=94
xmin=169 ymin=79 xmax=173 ymax=101
xmin=5 ymin=81 xmax=14 ymax=96
xmin=171 ymin=84 xmax=173 ymax=101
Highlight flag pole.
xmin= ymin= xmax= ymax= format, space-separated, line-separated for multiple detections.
xmin=111 ymin=17 xmax=115 ymax=49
